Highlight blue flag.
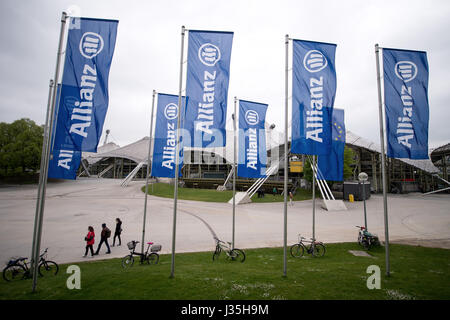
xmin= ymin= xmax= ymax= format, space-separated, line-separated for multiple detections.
xmin=48 ymin=84 xmax=82 ymax=179
xmin=237 ymin=100 xmax=268 ymax=179
xmin=291 ymin=39 xmax=337 ymax=156
xmin=53 ymin=17 xmax=118 ymax=152
xmin=48 ymin=149 xmax=82 ymax=180
xmin=317 ymin=108 xmax=345 ymax=181
xmin=383 ymin=48 xmax=429 ymax=159
xmin=184 ymin=30 xmax=233 ymax=148
xmin=151 ymin=93 xmax=184 ymax=178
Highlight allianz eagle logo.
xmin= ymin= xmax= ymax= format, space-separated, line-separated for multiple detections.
xmin=395 ymin=61 xmax=418 ymax=82
xmin=164 ymin=103 xmax=178 ymax=120
xmin=245 ymin=110 xmax=259 ymax=126
xmin=198 ymin=43 xmax=221 ymax=66
xmin=303 ymin=50 xmax=328 ymax=73
xmin=79 ymin=32 xmax=104 ymax=59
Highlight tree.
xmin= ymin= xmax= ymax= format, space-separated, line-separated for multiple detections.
xmin=0 ymin=118 xmax=43 ymax=175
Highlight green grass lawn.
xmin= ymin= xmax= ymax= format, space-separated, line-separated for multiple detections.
xmin=1 ymin=243 xmax=449 ymax=300
xmin=142 ymin=183 xmax=312 ymax=203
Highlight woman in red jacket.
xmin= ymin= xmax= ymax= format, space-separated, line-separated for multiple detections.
xmin=83 ymin=226 xmax=95 ymax=257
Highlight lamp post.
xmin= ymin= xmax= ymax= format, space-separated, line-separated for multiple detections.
xmin=358 ymin=172 xmax=369 ymax=231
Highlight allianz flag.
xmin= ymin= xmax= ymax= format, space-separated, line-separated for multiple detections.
xmin=317 ymin=108 xmax=345 ymax=181
xmin=383 ymin=48 xmax=429 ymax=159
xmin=291 ymin=39 xmax=337 ymax=156
xmin=48 ymin=84 xmax=82 ymax=180
xmin=184 ymin=30 xmax=233 ymax=148
xmin=151 ymin=93 xmax=184 ymax=178
xmin=48 ymin=149 xmax=81 ymax=180
xmin=237 ymin=100 xmax=268 ymax=179
xmin=53 ymin=17 xmax=118 ymax=152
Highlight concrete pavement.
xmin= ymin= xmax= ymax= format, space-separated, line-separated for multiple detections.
xmin=0 ymin=177 xmax=449 ymax=265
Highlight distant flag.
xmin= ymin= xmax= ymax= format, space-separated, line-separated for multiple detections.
xmin=237 ymin=100 xmax=268 ymax=178
xmin=151 ymin=93 xmax=184 ymax=178
xmin=317 ymin=108 xmax=345 ymax=181
xmin=383 ymin=48 xmax=429 ymax=159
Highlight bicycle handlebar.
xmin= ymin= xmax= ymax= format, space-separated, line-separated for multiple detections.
xmin=39 ymin=248 xmax=49 ymax=258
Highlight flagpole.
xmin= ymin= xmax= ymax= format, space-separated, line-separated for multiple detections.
xmin=232 ymin=97 xmax=237 ymax=250
xmin=31 ymin=11 xmax=67 ymax=292
xmin=30 ymin=79 xmax=54 ymax=279
xmin=312 ymin=155 xmax=316 ymax=249
xmin=375 ymin=44 xmax=390 ymax=277
xmin=283 ymin=34 xmax=289 ymax=277
xmin=170 ymin=26 xmax=186 ymax=279
xmin=142 ymin=90 xmax=156 ymax=255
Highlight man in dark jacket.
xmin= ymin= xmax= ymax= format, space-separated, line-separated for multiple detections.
xmin=94 ymin=223 xmax=111 ymax=255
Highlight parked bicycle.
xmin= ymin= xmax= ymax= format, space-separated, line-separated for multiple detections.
xmin=356 ymin=226 xmax=380 ymax=250
xmin=212 ymin=238 xmax=245 ymax=263
xmin=290 ymin=234 xmax=326 ymax=258
xmin=2 ymin=248 xmax=59 ymax=282
xmin=122 ymin=240 xmax=161 ymax=268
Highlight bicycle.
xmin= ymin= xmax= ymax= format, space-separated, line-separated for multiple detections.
xmin=356 ymin=226 xmax=380 ymax=250
xmin=121 ymin=240 xmax=161 ymax=268
xmin=290 ymin=235 xmax=326 ymax=258
xmin=2 ymin=248 xmax=59 ymax=282
xmin=212 ymin=238 xmax=245 ymax=263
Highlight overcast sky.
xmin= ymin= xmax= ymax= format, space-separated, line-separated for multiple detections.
xmin=1 ymin=0 xmax=449 ymax=150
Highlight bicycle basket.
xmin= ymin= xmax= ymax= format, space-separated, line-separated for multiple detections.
xmin=127 ymin=241 xmax=136 ymax=250
xmin=150 ymin=244 xmax=161 ymax=252
xmin=5 ymin=256 xmax=20 ymax=266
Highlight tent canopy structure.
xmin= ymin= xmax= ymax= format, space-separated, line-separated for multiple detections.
xmin=82 ymin=128 xmax=439 ymax=175
xmin=80 ymin=123 xmax=439 ymax=196
xmin=345 ymin=130 xmax=439 ymax=174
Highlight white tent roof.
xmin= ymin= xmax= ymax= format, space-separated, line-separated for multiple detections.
xmin=346 ymin=130 xmax=439 ymax=174
xmin=82 ymin=142 xmax=121 ymax=165
xmin=83 ymin=128 xmax=439 ymax=174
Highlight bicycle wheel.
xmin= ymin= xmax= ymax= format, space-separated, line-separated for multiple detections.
xmin=121 ymin=255 xmax=134 ymax=268
xmin=229 ymin=249 xmax=246 ymax=263
xmin=290 ymin=243 xmax=305 ymax=258
xmin=147 ymin=253 xmax=159 ymax=265
xmin=362 ymin=239 xmax=370 ymax=250
xmin=3 ymin=264 xmax=27 ymax=282
xmin=357 ymin=234 xmax=363 ymax=246
xmin=372 ymin=237 xmax=380 ymax=247
xmin=38 ymin=261 xmax=59 ymax=277
xmin=212 ymin=247 xmax=221 ymax=261
xmin=312 ymin=243 xmax=326 ymax=257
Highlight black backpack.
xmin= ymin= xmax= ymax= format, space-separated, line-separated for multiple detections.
xmin=105 ymin=227 xmax=111 ymax=238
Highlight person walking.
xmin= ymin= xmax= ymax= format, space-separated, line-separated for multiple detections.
xmin=94 ymin=223 xmax=111 ymax=255
xmin=112 ymin=218 xmax=122 ymax=247
xmin=289 ymin=191 xmax=294 ymax=206
xmin=83 ymin=226 xmax=95 ymax=257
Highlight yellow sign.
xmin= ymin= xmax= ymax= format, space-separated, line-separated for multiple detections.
xmin=290 ymin=161 xmax=303 ymax=173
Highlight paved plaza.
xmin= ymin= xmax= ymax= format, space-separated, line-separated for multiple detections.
xmin=0 ymin=178 xmax=449 ymax=265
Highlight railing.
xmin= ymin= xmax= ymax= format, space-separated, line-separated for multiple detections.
xmin=247 ymin=154 xmax=285 ymax=199
xmin=121 ymin=161 xmax=146 ymax=187
xmin=98 ymin=163 xmax=114 ymax=178
xmin=77 ymin=160 xmax=91 ymax=178
xmin=306 ymin=155 xmax=335 ymax=201
xmin=422 ymin=174 xmax=450 ymax=195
